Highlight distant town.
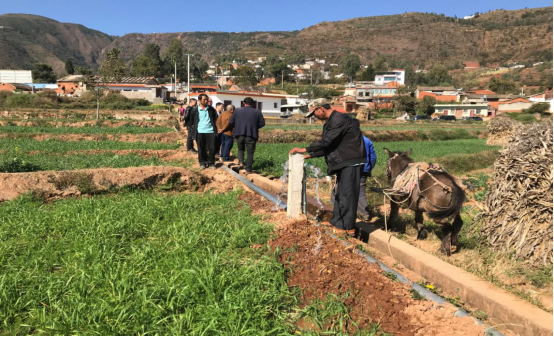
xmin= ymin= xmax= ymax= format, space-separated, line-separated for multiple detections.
xmin=0 ymin=52 xmax=552 ymax=119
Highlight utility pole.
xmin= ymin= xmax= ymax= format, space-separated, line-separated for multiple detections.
xmin=185 ymin=53 xmax=192 ymax=94
xmin=281 ymin=70 xmax=284 ymax=89
xmin=310 ymin=69 xmax=313 ymax=85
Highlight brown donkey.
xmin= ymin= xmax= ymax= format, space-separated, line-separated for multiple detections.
xmin=384 ymin=148 xmax=466 ymax=255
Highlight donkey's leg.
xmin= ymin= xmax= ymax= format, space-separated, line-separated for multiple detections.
xmin=415 ymin=211 xmax=428 ymax=240
xmin=388 ymin=202 xmax=399 ymax=231
xmin=440 ymin=225 xmax=453 ymax=256
xmin=451 ymin=214 xmax=463 ymax=251
xmin=433 ymin=218 xmax=452 ymax=256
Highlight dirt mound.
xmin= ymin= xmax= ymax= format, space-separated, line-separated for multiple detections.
xmin=270 ymin=220 xmax=484 ymax=336
xmin=0 ymin=132 xmax=181 ymax=143
xmin=0 ymin=166 xmax=207 ymax=202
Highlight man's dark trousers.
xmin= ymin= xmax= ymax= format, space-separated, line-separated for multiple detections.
xmin=197 ymin=133 xmax=216 ymax=166
xmin=220 ymin=134 xmax=234 ymax=161
xmin=236 ymin=135 xmax=256 ymax=171
xmin=330 ymin=165 xmax=363 ymax=230
xmin=186 ymin=126 xmax=196 ymax=151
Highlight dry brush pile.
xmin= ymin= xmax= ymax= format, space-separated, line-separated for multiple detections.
xmin=480 ymin=120 xmax=553 ymax=266
xmin=486 ymin=116 xmax=522 ymax=146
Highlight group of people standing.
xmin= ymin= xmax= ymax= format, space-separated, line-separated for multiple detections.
xmin=181 ymin=94 xmax=375 ymax=236
xmin=182 ymin=95 xmax=265 ymax=172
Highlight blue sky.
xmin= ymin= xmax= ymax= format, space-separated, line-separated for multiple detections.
xmin=1 ymin=0 xmax=551 ymax=36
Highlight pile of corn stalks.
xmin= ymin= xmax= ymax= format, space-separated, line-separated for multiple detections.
xmin=480 ymin=120 xmax=553 ymax=266
xmin=486 ymin=116 xmax=522 ymax=146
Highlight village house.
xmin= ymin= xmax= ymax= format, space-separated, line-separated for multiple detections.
xmin=497 ymin=97 xmax=534 ymax=113
xmin=187 ymin=90 xmax=305 ymax=118
xmin=434 ymin=102 xmax=489 ymax=118
xmin=414 ymin=86 xmax=459 ymax=101
xmin=527 ymin=90 xmax=553 ymax=103
xmin=374 ymin=69 xmax=405 ymax=85
xmin=463 ymin=61 xmax=480 ymax=71
xmin=0 ymin=83 xmax=33 ymax=93
xmin=79 ymin=76 xmax=168 ymax=103
xmin=0 ymin=69 xmax=33 ymax=84
xmin=56 ymin=75 xmax=85 ymax=96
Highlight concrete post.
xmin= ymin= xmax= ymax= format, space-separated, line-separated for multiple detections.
xmin=287 ymin=153 xmax=305 ymax=219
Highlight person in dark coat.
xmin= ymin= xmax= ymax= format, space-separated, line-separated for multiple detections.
xmin=183 ymin=98 xmax=198 ymax=153
xmin=223 ymin=97 xmax=265 ymax=173
xmin=184 ymin=94 xmax=218 ymax=169
xmin=290 ymin=99 xmax=366 ymax=235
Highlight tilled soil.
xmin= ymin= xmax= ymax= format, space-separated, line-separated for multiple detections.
xmin=0 ymin=120 xmax=175 ymax=128
xmin=268 ymin=220 xmax=485 ymax=336
xmin=0 ymin=132 xmax=182 ymax=143
xmin=0 ymin=166 xmax=207 ymax=201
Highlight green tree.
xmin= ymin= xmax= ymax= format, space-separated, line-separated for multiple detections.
xmin=523 ymin=102 xmax=550 ymax=115
xmin=100 ymin=48 xmax=126 ymax=82
xmin=132 ymin=43 xmax=162 ymax=77
xmin=488 ymin=76 xmax=517 ymax=94
xmin=360 ymin=64 xmax=375 ymax=81
xmin=270 ymin=63 xmax=291 ymax=84
xmin=373 ymin=56 xmax=388 ymax=72
xmin=426 ymin=65 xmax=452 ymax=86
xmin=418 ymin=96 xmax=436 ymax=115
xmin=143 ymin=43 xmax=162 ymax=62
xmin=32 ymin=63 xmax=57 ymax=83
xmin=339 ymin=54 xmax=361 ymax=83
xmin=189 ymin=54 xmax=208 ymax=81
xmin=393 ymin=86 xmax=416 ymax=114
xmin=231 ymin=66 xmax=258 ymax=86
xmin=163 ymin=39 xmax=186 ymax=80
xmin=132 ymin=55 xmax=161 ymax=77
xmin=65 ymin=59 xmax=75 ymax=75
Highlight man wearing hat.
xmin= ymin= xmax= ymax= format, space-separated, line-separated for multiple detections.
xmin=290 ymin=98 xmax=366 ymax=235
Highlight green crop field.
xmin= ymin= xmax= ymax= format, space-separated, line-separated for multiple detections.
xmin=0 ymin=126 xmax=173 ymax=134
xmin=0 ymin=152 xmax=175 ymax=172
xmin=263 ymin=123 xmax=486 ymax=131
xmin=0 ymin=191 xmax=296 ymax=335
xmin=0 ymin=138 xmax=180 ymax=153
xmin=243 ymin=139 xmax=500 ymax=177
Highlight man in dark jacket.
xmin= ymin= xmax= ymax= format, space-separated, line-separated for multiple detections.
xmin=183 ymin=98 xmax=198 ymax=153
xmin=224 ymin=97 xmax=265 ymax=173
xmin=290 ymin=99 xmax=366 ymax=234
xmin=184 ymin=94 xmax=218 ymax=169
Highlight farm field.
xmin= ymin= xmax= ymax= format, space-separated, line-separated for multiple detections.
xmin=0 ymin=108 xmax=547 ymax=335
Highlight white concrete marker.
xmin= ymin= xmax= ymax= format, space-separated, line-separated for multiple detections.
xmin=287 ymin=153 xmax=305 ymax=219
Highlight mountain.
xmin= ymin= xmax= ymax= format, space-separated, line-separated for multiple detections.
xmin=0 ymin=14 xmax=113 ymax=73
xmin=276 ymin=7 xmax=553 ymax=65
xmin=0 ymin=7 xmax=552 ymax=75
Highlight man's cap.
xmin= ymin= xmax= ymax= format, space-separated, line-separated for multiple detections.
xmin=305 ymin=98 xmax=329 ymax=118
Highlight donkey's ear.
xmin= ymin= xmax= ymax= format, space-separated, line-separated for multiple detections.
xmin=384 ymin=148 xmax=392 ymax=157
xmin=405 ymin=148 xmax=413 ymax=156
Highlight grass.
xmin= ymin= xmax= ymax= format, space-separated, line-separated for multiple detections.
xmin=504 ymin=113 xmax=540 ymax=123
xmin=245 ymin=139 xmax=500 ymax=177
xmin=0 ymin=125 xmax=173 ymax=134
xmin=0 ymin=191 xmax=297 ymax=335
xmin=0 ymin=152 xmax=176 ymax=172
xmin=263 ymin=124 xmax=486 ymax=131
xmin=0 ymin=138 xmax=180 ymax=153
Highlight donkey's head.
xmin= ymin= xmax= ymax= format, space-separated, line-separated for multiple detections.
xmin=384 ymin=148 xmax=414 ymax=183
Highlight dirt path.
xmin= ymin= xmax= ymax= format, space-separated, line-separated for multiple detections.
xmin=0 ymin=132 xmax=183 ymax=143
xmin=268 ymin=220 xmax=485 ymax=336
